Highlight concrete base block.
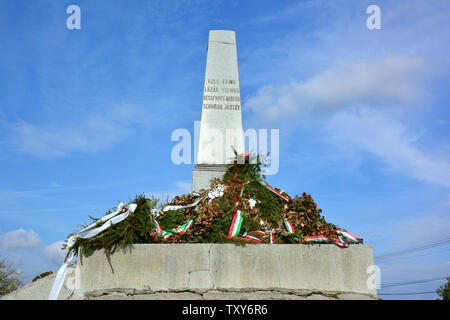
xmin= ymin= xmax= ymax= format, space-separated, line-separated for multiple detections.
xmin=192 ymin=164 xmax=227 ymax=192
xmin=2 ymin=243 xmax=379 ymax=300
xmin=77 ymin=244 xmax=377 ymax=297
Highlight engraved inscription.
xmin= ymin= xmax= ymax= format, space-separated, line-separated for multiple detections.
xmin=221 ymin=87 xmax=240 ymax=93
xmin=203 ymin=78 xmax=241 ymax=111
xmin=204 ymin=86 xmax=218 ymax=92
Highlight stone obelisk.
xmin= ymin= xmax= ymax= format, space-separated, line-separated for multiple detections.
xmin=192 ymin=30 xmax=244 ymax=192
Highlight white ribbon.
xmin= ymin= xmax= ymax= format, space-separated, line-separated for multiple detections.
xmin=66 ymin=203 xmax=137 ymax=248
xmin=49 ymin=202 xmax=137 ymax=300
xmin=48 ymin=251 xmax=77 ymax=300
xmin=162 ymin=196 xmax=204 ymax=212
xmin=161 ymin=185 xmax=224 ymax=212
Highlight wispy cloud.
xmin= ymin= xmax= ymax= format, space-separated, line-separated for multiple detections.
xmin=42 ymin=241 xmax=67 ymax=266
xmin=325 ymin=108 xmax=450 ymax=187
xmin=244 ymin=54 xmax=450 ymax=187
xmin=0 ymin=229 xmax=42 ymax=250
xmin=5 ymin=103 xmax=151 ymax=158
xmin=245 ymin=55 xmax=428 ymax=123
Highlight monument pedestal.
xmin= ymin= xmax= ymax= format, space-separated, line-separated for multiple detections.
xmin=192 ymin=164 xmax=227 ymax=192
xmin=76 ymin=244 xmax=378 ymax=300
xmin=1 ymin=244 xmax=379 ymax=300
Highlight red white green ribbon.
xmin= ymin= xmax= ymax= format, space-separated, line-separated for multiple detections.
xmin=228 ymin=210 xmax=244 ymax=238
xmin=335 ymin=234 xmax=349 ymax=248
xmin=160 ymin=230 xmax=172 ymax=240
xmin=247 ymin=229 xmax=266 ymax=236
xmin=269 ymin=231 xmax=275 ymax=244
xmin=239 ymin=181 xmax=252 ymax=198
xmin=307 ymin=235 xmax=331 ymax=243
xmin=152 ymin=218 xmax=196 ymax=240
xmin=151 ymin=223 xmax=172 ymax=240
xmin=336 ymin=229 xmax=363 ymax=244
xmin=241 ymin=231 xmax=263 ymax=243
xmin=306 ymin=235 xmax=349 ymax=248
xmin=151 ymin=226 xmax=163 ymax=237
xmin=258 ymin=181 xmax=291 ymax=201
xmin=172 ymin=218 xmax=195 ymax=234
xmin=284 ymin=218 xmax=294 ymax=233
xmin=239 ymin=186 xmax=245 ymax=198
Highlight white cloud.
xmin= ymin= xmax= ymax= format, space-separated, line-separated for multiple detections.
xmin=244 ymin=54 xmax=450 ymax=187
xmin=245 ymin=55 xmax=427 ymax=123
xmin=325 ymin=108 xmax=450 ymax=187
xmin=0 ymin=229 xmax=42 ymax=250
xmin=42 ymin=241 xmax=67 ymax=266
xmin=6 ymin=104 xmax=150 ymax=158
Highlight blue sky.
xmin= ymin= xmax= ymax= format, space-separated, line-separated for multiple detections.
xmin=0 ymin=0 xmax=449 ymax=299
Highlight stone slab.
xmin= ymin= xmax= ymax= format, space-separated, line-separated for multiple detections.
xmin=78 ymin=244 xmax=211 ymax=292
xmin=2 ymin=244 xmax=378 ymax=300
xmin=76 ymin=244 xmax=377 ymax=296
xmin=192 ymin=164 xmax=227 ymax=192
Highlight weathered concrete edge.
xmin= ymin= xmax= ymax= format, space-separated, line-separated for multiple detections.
xmin=72 ymin=288 xmax=381 ymax=300
xmin=77 ymin=243 xmax=377 ymax=297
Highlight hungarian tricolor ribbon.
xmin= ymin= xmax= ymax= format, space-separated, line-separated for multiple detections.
xmin=228 ymin=210 xmax=244 ymax=238
xmin=151 ymin=226 xmax=163 ymax=237
xmin=152 ymin=217 xmax=196 ymax=240
xmin=333 ymin=234 xmax=349 ymax=248
xmin=306 ymin=235 xmax=330 ymax=243
xmin=241 ymin=231 xmax=263 ymax=243
xmin=269 ymin=230 xmax=275 ymax=244
xmin=258 ymin=181 xmax=291 ymax=201
xmin=239 ymin=181 xmax=252 ymax=198
xmin=336 ymin=229 xmax=363 ymax=244
xmin=160 ymin=230 xmax=172 ymax=240
xmin=284 ymin=218 xmax=295 ymax=233
xmin=306 ymin=235 xmax=349 ymax=248
xmin=172 ymin=218 xmax=195 ymax=234
xmin=247 ymin=229 xmax=266 ymax=236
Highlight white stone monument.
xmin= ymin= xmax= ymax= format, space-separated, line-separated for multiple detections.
xmin=192 ymin=30 xmax=244 ymax=192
